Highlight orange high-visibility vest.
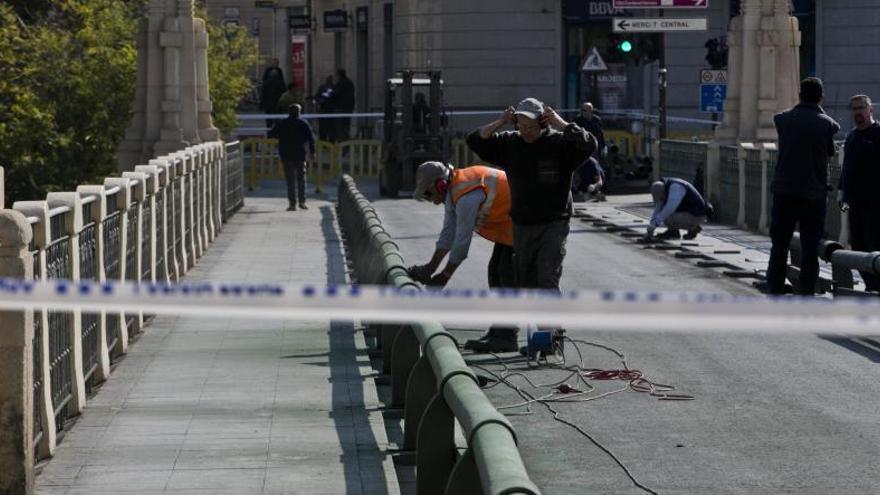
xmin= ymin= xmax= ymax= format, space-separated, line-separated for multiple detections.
xmin=449 ymin=165 xmax=513 ymax=247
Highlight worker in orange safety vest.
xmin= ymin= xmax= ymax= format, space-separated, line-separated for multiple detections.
xmin=408 ymin=161 xmax=519 ymax=353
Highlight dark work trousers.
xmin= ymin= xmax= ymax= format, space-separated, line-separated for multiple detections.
xmin=766 ymin=193 xmax=827 ymax=294
xmin=848 ymin=205 xmax=880 ymax=291
xmin=487 ymin=243 xmax=516 ymax=288
xmin=512 ymin=220 xmax=570 ymax=292
xmin=487 ymin=242 xmax=518 ymax=337
xmin=282 ymin=160 xmax=307 ymax=207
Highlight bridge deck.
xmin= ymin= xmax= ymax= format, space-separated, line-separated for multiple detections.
xmin=36 ymin=196 xmax=398 ymax=495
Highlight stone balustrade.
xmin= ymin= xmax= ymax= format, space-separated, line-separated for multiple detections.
xmin=0 ymin=141 xmax=244 ymax=495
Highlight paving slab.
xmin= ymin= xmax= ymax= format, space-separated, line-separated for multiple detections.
xmin=36 ymin=196 xmax=399 ymax=495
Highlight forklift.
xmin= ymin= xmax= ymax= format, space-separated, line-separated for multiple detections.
xmin=379 ymin=70 xmax=450 ymax=198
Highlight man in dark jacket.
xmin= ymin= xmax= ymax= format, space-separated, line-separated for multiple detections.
xmin=261 ymin=58 xmax=286 ymax=129
xmin=574 ymin=102 xmax=606 ymax=159
xmin=839 ymin=94 xmax=880 ymax=291
xmin=764 ymin=77 xmax=840 ymax=295
xmin=332 ymin=68 xmax=356 ymax=141
xmin=314 ymin=75 xmax=336 ymax=142
xmin=467 ymin=98 xmax=596 ymax=293
xmin=268 ymin=104 xmax=316 ymax=211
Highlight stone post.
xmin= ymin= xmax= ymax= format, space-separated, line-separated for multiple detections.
xmin=12 ymin=201 xmax=56 ymax=459
xmin=150 ymin=157 xmax=180 ymax=281
xmin=75 ymin=186 xmax=112 ymax=382
xmin=0 ymin=210 xmax=35 ymax=495
xmin=45 ymin=193 xmax=87 ymax=416
xmin=134 ymin=165 xmax=164 ymax=283
xmin=103 ymin=179 xmax=134 ymax=353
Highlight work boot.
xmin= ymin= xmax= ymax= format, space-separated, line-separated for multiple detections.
xmin=299 ymin=203 xmax=308 ymax=210
xmin=464 ymin=328 xmax=518 ymax=353
xmin=287 ymin=204 xmax=297 ymax=211
xmin=683 ymin=225 xmax=702 ymax=240
xmin=656 ymin=228 xmax=681 ymax=240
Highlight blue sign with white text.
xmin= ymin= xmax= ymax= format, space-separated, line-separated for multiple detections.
xmin=700 ymin=83 xmax=727 ymax=113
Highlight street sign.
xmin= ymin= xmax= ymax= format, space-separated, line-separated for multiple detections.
xmin=581 ymin=47 xmax=608 ymax=72
xmin=700 ymin=69 xmax=727 ymax=84
xmin=613 ymin=17 xmax=707 ymax=32
xmin=700 ymin=75 xmax=727 ymax=113
xmin=323 ymin=9 xmax=348 ymax=32
xmin=614 ymin=0 xmax=707 ymax=7
xmin=289 ymin=14 xmax=311 ymax=30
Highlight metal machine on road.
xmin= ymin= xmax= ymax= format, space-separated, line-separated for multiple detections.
xmin=380 ymin=70 xmax=450 ymax=198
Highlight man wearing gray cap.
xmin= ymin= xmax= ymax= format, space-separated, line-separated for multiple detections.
xmin=465 ymin=98 xmax=596 ymax=294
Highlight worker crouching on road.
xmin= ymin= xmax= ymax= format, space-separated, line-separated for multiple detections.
xmin=647 ymin=178 xmax=711 ymax=240
xmin=572 ymin=156 xmax=606 ymax=202
xmin=407 ymin=161 xmax=519 ymax=353
xmin=466 ymin=98 xmax=596 ymax=294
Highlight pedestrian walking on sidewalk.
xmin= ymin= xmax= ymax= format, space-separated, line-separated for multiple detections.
xmin=763 ymin=77 xmax=840 ymax=295
xmin=839 ymin=94 xmax=880 ymax=292
xmin=647 ymin=177 xmax=710 ymax=240
xmin=466 ymin=98 xmax=596 ymax=294
xmin=408 ymin=161 xmax=519 ymax=352
xmin=268 ymin=104 xmax=316 ymax=211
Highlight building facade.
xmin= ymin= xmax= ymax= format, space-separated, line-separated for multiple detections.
xmin=207 ymin=0 xmax=877 ymax=136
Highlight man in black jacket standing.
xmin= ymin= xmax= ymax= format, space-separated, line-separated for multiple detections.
xmin=467 ymin=98 xmax=596 ymax=293
xmin=574 ymin=102 xmax=606 ymax=159
xmin=764 ymin=78 xmax=840 ymax=295
xmin=839 ymin=94 xmax=880 ymax=291
xmin=332 ymin=69 xmax=356 ymax=141
xmin=269 ymin=104 xmax=316 ymax=211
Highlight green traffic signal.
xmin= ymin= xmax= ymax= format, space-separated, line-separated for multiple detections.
xmin=619 ymin=40 xmax=633 ymax=53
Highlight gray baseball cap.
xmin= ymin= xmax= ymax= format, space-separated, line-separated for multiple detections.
xmin=514 ymin=98 xmax=545 ymax=120
xmin=414 ymin=161 xmax=452 ymax=201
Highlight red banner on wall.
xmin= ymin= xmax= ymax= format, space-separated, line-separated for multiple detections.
xmin=290 ymin=35 xmax=307 ymax=92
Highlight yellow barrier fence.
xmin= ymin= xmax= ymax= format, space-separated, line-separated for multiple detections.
xmin=244 ymin=138 xmax=382 ymax=193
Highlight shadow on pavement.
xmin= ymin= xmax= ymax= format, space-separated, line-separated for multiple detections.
xmin=321 ymin=205 xmax=393 ymax=494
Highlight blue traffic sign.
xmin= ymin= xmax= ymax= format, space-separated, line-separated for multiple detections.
xmin=700 ymin=83 xmax=727 ymax=113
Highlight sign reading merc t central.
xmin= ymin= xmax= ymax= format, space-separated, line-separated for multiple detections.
xmin=614 ymin=17 xmax=707 ymax=32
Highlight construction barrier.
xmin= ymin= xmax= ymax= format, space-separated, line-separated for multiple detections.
xmin=244 ymin=138 xmax=382 ymax=193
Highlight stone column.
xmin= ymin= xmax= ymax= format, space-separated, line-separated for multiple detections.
xmin=0 ymin=211 xmax=35 ymax=495
xmin=195 ymin=19 xmax=220 ymax=142
xmin=177 ymin=0 xmax=201 ymax=146
xmin=713 ymin=0 xmax=800 ymax=144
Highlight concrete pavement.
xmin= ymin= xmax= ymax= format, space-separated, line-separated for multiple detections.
xmin=368 ymin=186 xmax=880 ymax=494
xmin=36 ymin=196 xmax=399 ymax=495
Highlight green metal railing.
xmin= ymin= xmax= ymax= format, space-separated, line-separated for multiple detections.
xmin=337 ymin=174 xmax=540 ymax=495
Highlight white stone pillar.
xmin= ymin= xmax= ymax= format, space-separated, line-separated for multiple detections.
xmin=45 ymin=193 xmax=87 ymax=416
xmin=0 ymin=211 xmax=35 ymax=495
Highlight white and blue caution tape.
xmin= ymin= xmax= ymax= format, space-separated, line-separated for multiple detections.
xmin=0 ymin=278 xmax=879 ymax=335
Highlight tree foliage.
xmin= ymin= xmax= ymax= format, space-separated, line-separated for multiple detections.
xmin=0 ymin=1 xmax=257 ymax=205
xmin=200 ymin=6 xmax=259 ymax=136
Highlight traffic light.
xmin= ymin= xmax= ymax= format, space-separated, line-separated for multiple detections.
xmin=705 ymin=36 xmax=729 ymax=69
xmin=619 ymin=40 xmax=633 ymax=53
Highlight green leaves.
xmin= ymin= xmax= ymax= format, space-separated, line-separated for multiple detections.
xmin=0 ymin=1 xmax=256 ymax=204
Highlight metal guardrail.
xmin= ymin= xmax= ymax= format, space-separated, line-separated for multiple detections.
xmin=336 ymin=174 xmax=540 ymax=495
